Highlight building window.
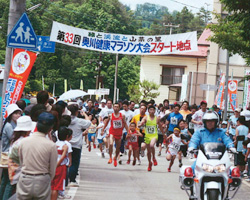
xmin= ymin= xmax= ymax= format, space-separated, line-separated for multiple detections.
xmin=161 ymin=65 xmax=185 ymax=85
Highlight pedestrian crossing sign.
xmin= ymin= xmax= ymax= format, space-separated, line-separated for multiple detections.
xmin=7 ymin=13 xmax=37 ymax=49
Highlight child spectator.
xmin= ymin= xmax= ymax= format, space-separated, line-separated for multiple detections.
xmin=58 ymin=127 xmax=73 ymax=199
xmin=51 ymin=127 xmax=69 ymax=200
xmin=96 ymin=117 xmax=109 ymax=158
xmin=126 ymin=123 xmax=143 ymax=165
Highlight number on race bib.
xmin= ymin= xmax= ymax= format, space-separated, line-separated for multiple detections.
xmin=130 ymin=135 xmax=137 ymax=142
xmin=189 ymin=122 xmax=194 ymax=129
xmin=147 ymin=126 xmax=155 ymax=134
xmin=113 ymin=120 xmax=122 ymax=129
xmin=171 ymin=142 xmax=180 ymax=150
xmin=170 ymin=117 xmax=178 ymax=125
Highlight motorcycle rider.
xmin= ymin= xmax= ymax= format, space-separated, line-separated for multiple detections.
xmin=188 ymin=112 xmax=236 ymax=173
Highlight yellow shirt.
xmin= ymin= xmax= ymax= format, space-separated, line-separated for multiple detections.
xmin=131 ymin=114 xmax=146 ymax=134
xmin=179 ymin=110 xmax=191 ymax=120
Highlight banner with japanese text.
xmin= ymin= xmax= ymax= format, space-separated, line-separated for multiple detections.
xmin=50 ymin=21 xmax=198 ymax=55
xmin=214 ymin=74 xmax=225 ymax=109
xmin=243 ymin=70 xmax=250 ymax=109
xmin=228 ymin=80 xmax=238 ymax=111
xmin=2 ymin=48 xmax=37 ymax=119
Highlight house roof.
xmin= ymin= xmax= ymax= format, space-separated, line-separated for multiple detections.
xmin=167 ymin=29 xmax=211 ymax=58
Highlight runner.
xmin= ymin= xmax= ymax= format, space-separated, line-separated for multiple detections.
xmin=139 ymin=105 xmax=165 ymax=171
xmin=87 ymin=117 xmax=98 ymax=152
xmin=102 ymin=103 xmax=129 ymax=167
xmin=119 ymin=100 xmax=134 ymax=164
xmin=157 ymin=118 xmax=167 ymax=156
xmin=166 ymin=127 xmax=187 ymax=172
xmin=97 ymin=117 xmax=109 ymax=158
xmin=126 ymin=123 xmax=143 ymax=165
xmin=191 ymin=100 xmax=208 ymax=132
xmin=131 ymin=104 xmax=147 ymax=162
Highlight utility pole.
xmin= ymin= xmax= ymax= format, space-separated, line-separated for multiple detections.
xmin=223 ymin=50 xmax=230 ymax=120
xmin=163 ymin=23 xmax=180 ymax=35
xmin=95 ymin=52 xmax=102 ymax=89
xmin=113 ymin=54 xmax=118 ymax=103
xmin=0 ymin=0 xmax=26 ymax=124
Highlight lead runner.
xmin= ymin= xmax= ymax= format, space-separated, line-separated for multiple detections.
xmin=102 ymin=102 xmax=129 ymax=167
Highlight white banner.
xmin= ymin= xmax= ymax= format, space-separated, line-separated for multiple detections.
xmin=243 ymin=69 xmax=250 ymax=109
xmin=180 ymin=74 xmax=188 ymax=101
xmin=50 ymin=21 xmax=198 ymax=55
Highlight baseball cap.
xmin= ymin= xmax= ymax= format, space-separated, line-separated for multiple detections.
xmin=6 ymin=104 xmax=22 ymax=118
xmin=101 ymin=99 xmax=106 ymax=103
xmin=14 ymin=116 xmax=33 ymax=131
xmin=200 ymin=100 xmax=207 ymax=105
xmin=94 ymin=103 xmax=99 ymax=107
xmin=235 ymin=108 xmax=241 ymax=112
xmin=222 ymin=121 xmax=227 ymax=125
xmin=37 ymin=112 xmax=55 ymax=127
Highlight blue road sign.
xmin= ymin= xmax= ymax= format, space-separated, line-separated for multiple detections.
xmin=30 ymin=36 xmax=56 ymax=53
xmin=7 ymin=13 xmax=37 ymax=49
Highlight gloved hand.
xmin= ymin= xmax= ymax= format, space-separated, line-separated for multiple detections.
xmin=229 ymin=147 xmax=237 ymax=154
xmin=188 ymin=147 xmax=195 ymax=154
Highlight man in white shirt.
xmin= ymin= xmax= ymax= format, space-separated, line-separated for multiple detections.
xmin=191 ymin=100 xmax=208 ymax=132
xmin=99 ymin=99 xmax=114 ymax=122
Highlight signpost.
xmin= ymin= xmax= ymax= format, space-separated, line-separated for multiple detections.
xmin=7 ymin=13 xmax=37 ymax=49
xmin=29 ymin=36 xmax=56 ymax=53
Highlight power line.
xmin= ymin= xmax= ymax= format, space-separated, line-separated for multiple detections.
xmin=168 ymin=0 xmax=212 ymax=12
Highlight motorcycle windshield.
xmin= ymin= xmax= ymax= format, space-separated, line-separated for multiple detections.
xmin=200 ymin=143 xmax=226 ymax=160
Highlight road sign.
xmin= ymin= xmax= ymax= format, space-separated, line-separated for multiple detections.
xmin=7 ymin=13 xmax=37 ymax=49
xmin=200 ymin=84 xmax=218 ymax=91
xmin=29 ymin=36 xmax=56 ymax=53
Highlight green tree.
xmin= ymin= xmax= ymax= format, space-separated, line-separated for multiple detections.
xmin=207 ymin=0 xmax=250 ymax=63
xmin=127 ymin=80 xmax=160 ymax=103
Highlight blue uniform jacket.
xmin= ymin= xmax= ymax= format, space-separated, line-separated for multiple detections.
xmin=189 ymin=128 xmax=234 ymax=149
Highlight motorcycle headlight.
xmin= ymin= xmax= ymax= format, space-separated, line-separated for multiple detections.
xmin=214 ymin=164 xmax=226 ymax=173
xmin=202 ymin=164 xmax=214 ymax=173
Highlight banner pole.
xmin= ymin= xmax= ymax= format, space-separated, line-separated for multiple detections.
xmin=113 ymin=54 xmax=118 ymax=103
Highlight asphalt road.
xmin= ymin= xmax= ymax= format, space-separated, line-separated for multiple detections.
xmin=66 ymin=145 xmax=250 ymax=200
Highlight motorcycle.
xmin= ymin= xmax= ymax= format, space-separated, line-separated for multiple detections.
xmin=179 ymin=142 xmax=241 ymax=200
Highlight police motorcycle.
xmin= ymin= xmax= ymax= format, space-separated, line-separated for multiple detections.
xmin=179 ymin=113 xmax=241 ymax=200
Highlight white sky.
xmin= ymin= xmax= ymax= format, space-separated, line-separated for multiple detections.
xmin=119 ymin=0 xmax=213 ymax=12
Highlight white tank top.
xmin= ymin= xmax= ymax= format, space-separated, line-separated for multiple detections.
xmin=169 ymin=134 xmax=181 ymax=151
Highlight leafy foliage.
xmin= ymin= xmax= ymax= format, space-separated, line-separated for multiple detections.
xmin=208 ymin=0 xmax=250 ymax=64
xmin=0 ymin=0 xmax=210 ymax=99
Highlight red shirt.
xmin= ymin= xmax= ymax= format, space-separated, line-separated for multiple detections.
xmin=109 ymin=113 xmax=123 ymax=136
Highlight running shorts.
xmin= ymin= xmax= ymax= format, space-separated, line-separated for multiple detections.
xmin=51 ymin=165 xmax=67 ymax=191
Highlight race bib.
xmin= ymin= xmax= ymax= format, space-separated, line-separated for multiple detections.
xmin=113 ymin=120 xmax=122 ymax=129
xmin=170 ymin=142 xmax=180 ymax=150
xmin=189 ymin=122 xmax=194 ymax=129
xmin=170 ymin=117 xmax=178 ymax=125
xmin=147 ymin=126 xmax=156 ymax=134
xmin=130 ymin=135 xmax=137 ymax=142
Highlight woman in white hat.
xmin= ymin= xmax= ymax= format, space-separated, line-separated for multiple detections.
xmin=8 ymin=116 xmax=33 ymax=186
xmin=0 ymin=104 xmax=21 ymax=200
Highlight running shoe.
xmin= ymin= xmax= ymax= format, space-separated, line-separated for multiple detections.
xmin=114 ymin=159 xmax=118 ymax=167
xmin=69 ymin=181 xmax=79 ymax=187
xmin=179 ymin=163 xmax=183 ymax=168
xmin=153 ymin=158 xmax=158 ymax=166
xmin=101 ymin=152 xmax=105 ymax=158
xmin=108 ymin=158 xmax=112 ymax=164
xmin=119 ymin=160 xmax=122 ymax=165
xmin=93 ymin=144 xmax=96 ymax=149
xmin=132 ymin=160 xmax=136 ymax=166
xmin=88 ymin=145 xmax=91 ymax=152
xmin=58 ymin=194 xmax=71 ymax=199
xmin=141 ymin=150 xmax=145 ymax=157
xmin=168 ymin=168 xmax=171 ymax=172
xmin=137 ymin=160 xmax=141 ymax=165
xmin=148 ymin=162 xmax=152 ymax=171
xmin=158 ymin=152 xmax=161 ymax=156
xmin=126 ymin=160 xmax=130 ymax=164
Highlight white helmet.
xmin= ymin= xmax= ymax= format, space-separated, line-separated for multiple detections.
xmin=202 ymin=112 xmax=218 ymax=131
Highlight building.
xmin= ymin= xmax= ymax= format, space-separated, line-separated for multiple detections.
xmin=140 ymin=29 xmax=210 ymax=104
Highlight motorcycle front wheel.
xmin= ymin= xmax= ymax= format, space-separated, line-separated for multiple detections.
xmin=207 ymin=189 xmax=219 ymax=200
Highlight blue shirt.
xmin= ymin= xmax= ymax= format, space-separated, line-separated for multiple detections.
xmin=181 ymin=128 xmax=189 ymax=145
xmin=167 ymin=112 xmax=183 ymax=132
xmin=236 ymin=125 xmax=249 ymax=152
xmin=189 ymin=128 xmax=234 ymax=149
xmin=228 ymin=115 xmax=238 ymax=136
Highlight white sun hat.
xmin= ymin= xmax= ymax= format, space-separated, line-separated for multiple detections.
xmin=14 ymin=116 xmax=33 ymax=131
xmin=6 ymin=104 xmax=22 ymax=118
